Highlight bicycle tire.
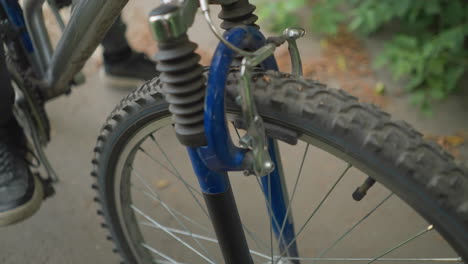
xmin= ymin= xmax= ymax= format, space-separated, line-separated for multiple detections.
xmin=92 ymin=70 xmax=468 ymax=263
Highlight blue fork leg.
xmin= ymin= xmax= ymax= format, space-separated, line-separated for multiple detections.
xmin=261 ymin=139 xmax=300 ymax=262
xmin=190 ymin=25 xmax=300 ymax=262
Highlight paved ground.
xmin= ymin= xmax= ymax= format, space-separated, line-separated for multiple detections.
xmin=1 ymin=1 xmax=467 ymax=263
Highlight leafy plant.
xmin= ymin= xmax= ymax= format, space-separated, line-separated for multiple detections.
xmin=375 ymin=25 xmax=468 ymax=112
xmin=309 ymin=0 xmax=344 ymax=35
xmin=256 ymin=0 xmax=468 ymax=111
xmin=255 ymin=0 xmax=305 ymax=33
xmin=341 ymin=0 xmax=468 ymax=111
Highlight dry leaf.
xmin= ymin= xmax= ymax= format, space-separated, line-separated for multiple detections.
xmin=320 ymin=39 xmax=328 ymax=49
xmin=375 ymin=82 xmax=385 ymax=95
xmin=155 ymin=179 xmax=171 ymax=190
xmin=445 ymin=135 xmax=464 ymax=147
xmin=336 ymin=55 xmax=347 ymax=71
xmin=424 ymin=133 xmax=466 ymax=161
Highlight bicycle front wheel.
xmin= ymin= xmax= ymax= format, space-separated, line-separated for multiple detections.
xmin=92 ymin=71 xmax=468 ymax=263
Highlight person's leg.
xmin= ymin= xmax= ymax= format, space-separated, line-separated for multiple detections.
xmin=101 ymin=16 xmax=159 ymax=86
xmin=68 ymin=1 xmax=158 ymax=86
xmin=101 ymin=16 xmax=132 ymax=63
xmin=0 ymin=45 xmax=43 ymax=226
xmin=0 ymin=46 xmax=15 ymax=128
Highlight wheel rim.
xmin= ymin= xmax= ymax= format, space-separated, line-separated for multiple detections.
xmin=111 ymin=112 xmax=462 ymax=264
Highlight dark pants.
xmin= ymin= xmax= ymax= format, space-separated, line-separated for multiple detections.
xmin=0 ymin=45 xmax=14 ymax=127
xmin=0 ymin=16 xmax=129 ymax=127
xmin=102 ymin=16 xmax=129 ymax=56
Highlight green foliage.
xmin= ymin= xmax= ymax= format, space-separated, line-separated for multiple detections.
xmin=255 ymin=0 xmax=305 ymax=33
xmin=375 ymin=25 xmax=468 ymax=112
xmin=256 ymin=0 xmax=468 ymax=111
xmin=338 ymin=0 xmax=468 ymax=111
xmin=309 ymin=0 xmax=344 ymax=35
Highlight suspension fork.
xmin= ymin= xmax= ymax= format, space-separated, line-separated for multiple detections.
xmin=188 ymin=26 xmax=278 ymax=264
xmin=149 ymin=3 xmax=299 ymax=261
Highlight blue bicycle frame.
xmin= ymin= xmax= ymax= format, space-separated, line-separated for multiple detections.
xmin=0 ymin=0 xmax=34 ymax=52
xmin=188 ymin=26 xmax=300 ymax=261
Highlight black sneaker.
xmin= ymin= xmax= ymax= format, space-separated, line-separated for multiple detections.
xmin=102 ymin=51 xmax=159 ymax=88
xmin=0 ymin=119 xmax=43 ymax=226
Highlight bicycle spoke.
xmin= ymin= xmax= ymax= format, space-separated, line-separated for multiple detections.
xmin=268 ymin=172 xmax=274 ymax=263
xmin=255 ymin=176 xmax=292 ymax=261
xmin=149 ymin=133 xmax=270 ymax=256
xmin=243 ymin=224 xmax=271 ymax=252
xmin=367 ymin=225 xmax=435 ymax=264
xmin=170 ymin=208 xmax=213 ymax=235
xmin=139 ymin=146 xmax=177 ymax=176
xmin=132 ymin=168 xmax=213 ymax=260
xmin=142 ymin=243 xmax=179 ymax=264
xmin=138 ymin=146 xmax=201 ymax=196
xmin=255 ymin=177 xmax=283 ymax=239
xmin=233 ymin=123 xmax=273 ymax=252
xmin=149 ymin=134 xmax=209 ymax=217
xmin=131 ymin=205 xmax=216 ymax=264
xmin=141 ymin=222 xmax=217 ymax=243
xmin=276 ymin=143 xmax=309 ymax=252
xmin=235 ymin=123 xmax=299 ymax=257
xmin=141 ymin=188 xmax=268 ymax=254
xmin=132 ymin=167 xmax=199 ymax=224
xmin=142 ymin=190 xmax=215 ymax=258
xmin=141 ymin=221 xmax=272 ymax=260
xmin=316 ymin=193 xmax=394 ymax=259
xmin=233 ymin=125 xmax=242 ymax=139
xmin=275 ymin=163 xmax=352 ymax=264
xmin=280 ymin=257 xmax=462 ymax=262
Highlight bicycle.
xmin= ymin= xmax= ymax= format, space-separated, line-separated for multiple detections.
xmin=1 ymin=0 xmax=467 ymax=263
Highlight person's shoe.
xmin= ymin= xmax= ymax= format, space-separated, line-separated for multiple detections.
xmin=102 ymin=51 xmax=159 ymax=88
xmin=0 ymin=119 xmax=43 ymax=226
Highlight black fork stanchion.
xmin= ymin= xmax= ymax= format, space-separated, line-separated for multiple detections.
xmin=188 ymin=149 xmax=254 ymax=264
xmin=204 ymin=186 xmax=254 ymax=264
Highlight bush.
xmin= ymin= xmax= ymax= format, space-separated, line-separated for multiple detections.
xmin=256 ymin=0 xmax=305 ymax=32
xmin=256 ymin=0 xmax=468 ymax=112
